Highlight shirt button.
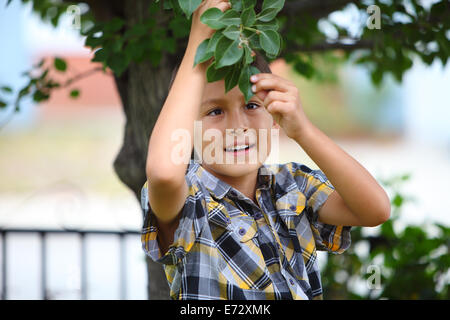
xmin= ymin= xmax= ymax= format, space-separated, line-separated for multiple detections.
xmin=238 ymin=228 xmax=246 ymax=236
xmin=289 ymin=279 xmax=294 ymax=285
xmin=290 ymin=205 xmax=296 ymax=211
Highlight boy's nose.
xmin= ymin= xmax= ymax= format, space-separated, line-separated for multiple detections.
xmin=228 ymin=111 xmax=250 ymax=131
xmin=230 ymin=127 xmax=248 ymax=135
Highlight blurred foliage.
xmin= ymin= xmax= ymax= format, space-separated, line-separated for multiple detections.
xmin=322 ymin=173 xmax=450 ymax=299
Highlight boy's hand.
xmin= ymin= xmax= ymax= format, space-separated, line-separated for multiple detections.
xmin=250 ymin=73 xmax=312 ymax=140
xmin=188 ymin=0 xmax=232 ymax=47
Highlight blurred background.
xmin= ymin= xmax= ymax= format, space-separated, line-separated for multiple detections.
xmin=0 ymin=0 xmax=449 ymax=299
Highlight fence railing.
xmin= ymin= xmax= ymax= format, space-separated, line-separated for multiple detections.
xmin=0 ymin=228 xmax=141 ymax=300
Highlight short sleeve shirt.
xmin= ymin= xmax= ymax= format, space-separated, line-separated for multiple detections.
xmin=141 ymin=159 xmax=352 ymax=300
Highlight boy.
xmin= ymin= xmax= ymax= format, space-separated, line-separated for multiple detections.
xmin=141 ymin=0 xmax=390 ymax=300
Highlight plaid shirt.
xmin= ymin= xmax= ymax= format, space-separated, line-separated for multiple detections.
xmin=141 ymin=159 xmax=352 ymax=300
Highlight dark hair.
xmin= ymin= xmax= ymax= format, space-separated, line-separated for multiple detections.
xmin=168 ymin=50 xmax=273 ymax=160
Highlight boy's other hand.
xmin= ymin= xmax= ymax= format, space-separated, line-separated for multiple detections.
xmin=188 ymin=0 xmax=232 ymax=47
xmin=250 ymin=73 xmax=313 ymax=140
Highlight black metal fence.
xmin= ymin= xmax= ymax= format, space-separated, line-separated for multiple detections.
xmin=0 ymin=228 xmax=141 ymax=300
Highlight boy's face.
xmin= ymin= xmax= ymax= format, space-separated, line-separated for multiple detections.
xmin=196 ymin=78 xmax=279 ymax=178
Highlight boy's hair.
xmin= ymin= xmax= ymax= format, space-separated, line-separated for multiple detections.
xmin=167 ymin=50 xmax=273 ymax=160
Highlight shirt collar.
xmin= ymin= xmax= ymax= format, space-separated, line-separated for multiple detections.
xmin=188 ymin=159 xmax=274 ymax=200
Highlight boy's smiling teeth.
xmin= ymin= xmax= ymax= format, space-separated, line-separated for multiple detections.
xmin=224 ymin=144 xmax=255 ymax=152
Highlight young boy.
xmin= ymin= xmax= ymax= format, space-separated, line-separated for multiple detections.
xmin=141 ymin=0 xmax=391 ymax=300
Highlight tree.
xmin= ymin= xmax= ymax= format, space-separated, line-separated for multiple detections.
xmin=1 ymin=0 xmax=449 ymax=299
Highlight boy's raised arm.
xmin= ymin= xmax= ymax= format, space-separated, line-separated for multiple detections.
xmin=146 ymin=36 xmax=206 ymax=184
xmin=145 ymin=1 xmax=232 ymax=229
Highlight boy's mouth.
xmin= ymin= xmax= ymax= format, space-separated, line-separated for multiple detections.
xmin=224 ymin=143 xmax=256 ymax=154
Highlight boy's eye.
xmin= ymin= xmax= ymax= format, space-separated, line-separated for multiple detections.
xmin=246 ymin=102 xmax=259 ymax=110
xmin=207 ymin=108 xmax=222 ymax=116
xmin=206 ymin=103 xmax=259 ymax=116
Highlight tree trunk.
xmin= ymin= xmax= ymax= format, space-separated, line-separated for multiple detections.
xmin=110 ymin=0 xmax=185 ymax=300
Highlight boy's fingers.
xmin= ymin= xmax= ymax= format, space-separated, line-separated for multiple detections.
xmin=263 ymin=90 xmax=290 ymax=107
xmin=254 ymin=89 xmax=270 ymax=102
xmin=253 ymin=78 xmax=292 ymax=93
xmin=217 ymin=0 xmax=231 ymax=12
xmin=251 ymin=73 xmax=290 ymax=85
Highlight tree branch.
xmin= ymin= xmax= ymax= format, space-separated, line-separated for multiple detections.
xmin=61 ymin=66 xmax=107 ymax=88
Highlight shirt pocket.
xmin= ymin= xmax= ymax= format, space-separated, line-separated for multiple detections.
xmin=213 ymin=215 xmax=272 ymax=291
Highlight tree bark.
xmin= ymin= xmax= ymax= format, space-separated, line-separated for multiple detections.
xmin=113 ymin=57 xmax=174 ymax=299
xmin=110 ymin=0 xmax=185 ymax=300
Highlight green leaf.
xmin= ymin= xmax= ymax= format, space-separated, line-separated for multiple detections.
xmin=257 ymin=0 xmax=285 ymax=22
xmin=230 ymin=0 xmax=242 ymax=11
xmin=170 ymin=0 xmax=184 ymax=16
xmin=18 ymin=85 xmax=31 ymax=98
xmin=163 ymin=0 xmax=173 ymax=10
xmin=70 ymin=89 xmax=80 ymax=98
xmin=125 ymin=42 xmax=144 ymax=62
xmin=162 ymin=37 xmax=177 ymax=54
xmin=44 ymin=80 xmax=60 ymax=89
xmin=148 ymin=1 xmax=160 ymax=15
xmin=224 ymin=63 xmax=241 ymax=93
xmin=242 ymin=0 xmax=256 ymax=10
xmin=392 ymin=194 xmax=403 ymax=208
xmin=108 ymin=52 xmax=129 ymax=76
xmin=178 ymin=0 xmax=202 ymax=19
xmin=259 ymin=29 xmax=280 ymax=56
xmin=54 ymin=57 xmax=67 ymax=72
xmin=104 ymin=17 xmax=124 ymax=33
xmin=148 ymin=49 xmax=162 ymax=67
xmin=222 ymin=25 xmax=241 ymax=41
xmin=206 ymin=61 xmax=230 ymax=83
xmin=262 ymin=0 xmax=285 ymax=12
xmin=257 ymin=8 xmax=278 ymax=22
xmin=254 ymin=19 xmax=279 ymax=31
xmin=92 ymin=48 xmax=107 ymax=63
xmin=401 ymin=173 xmax=411 ymax=181
xmin=206 ymin=31 xmax=223 ymax=54
xmin=33 ymin=58 xmax=45 ymax=69
xmin=1 ymin=86 xmax=13 ymax=94
xmin=194 ymin=39 xmax=214 ymax=67
xmin=371 ymin=68 xmax=383 ymax=87
xmin=294 ymin=59 xmax=314 ymax=79
xmin=200 ymin=8 xmax=227 ymax=29
xmin=215 ymin=37 xmax=244 ymax=68
xmin=85 ymin=35 xmax=103 ymax=49
xmin=243 ymin=29 xmax=261 ymax=50
xmin=32 ymin=90 xmax=49 ymax=103
xmin=218 ymin=9 xmax=241 ymax=26
xmin=239 ymin=64 xmax=260 ymax=103
xmin=380 ymin=220 xmax=395 ymax=239
xmin=169 ymin=16 xmax=191 ymax=38
xmin=39 ymin=69 xmax=49 ymax=80
xmin=243 ymin=44 xmax=254 ymax=65
xmin=124 ymin=23 xmax=148 ymax=39
xmin=241 ymin=7 xmax=256 ymax=27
